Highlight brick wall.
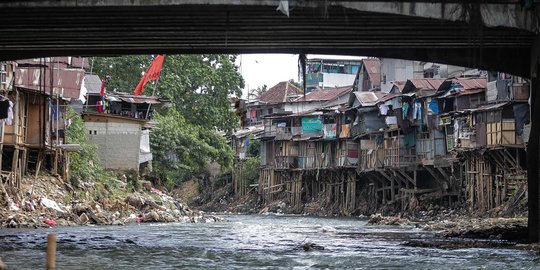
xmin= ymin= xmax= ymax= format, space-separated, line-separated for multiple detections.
xmin=85 ymin=121 xmax=141 ymax=170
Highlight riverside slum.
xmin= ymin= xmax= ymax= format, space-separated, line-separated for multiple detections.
xmin=233 ymin=58 xmax=530 ymax=217
xmin=0 ymin=58 xmax=219 ymax=228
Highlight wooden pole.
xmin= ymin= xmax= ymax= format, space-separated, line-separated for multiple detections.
xmin=46 ymin=233 xmax=57 ymax=270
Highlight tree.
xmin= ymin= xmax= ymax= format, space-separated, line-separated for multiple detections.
xmin=91 ymin=55 xmax=152 ymax=92
xmin=150 ymin=110 xmax=233 ymax=185
xmin=288 ymin=79 xmax=303 ymax=90
xmin=248 ymin=84 xmax=267 ymax=100
xmin=157 ymin=55 xmax=244 ymax=133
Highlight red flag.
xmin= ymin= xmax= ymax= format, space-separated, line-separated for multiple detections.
xmin=99 ymin=78 xmax=106 ymax=97
xmin=133 ymin=54 xmax=166 ymax=96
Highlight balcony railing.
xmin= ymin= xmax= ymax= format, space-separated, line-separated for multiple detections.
xmin=297 ymin=156 xmax=316 ymax=169
xmin=359 ymin=148 xmax=383 ymax=170
xmin=274 ymin=127 xmax=292 ymax=140
xmin=275 ymin=155 xmax=297 ymax=169
xmin=383 ymin=147 xmax=417 ymax=168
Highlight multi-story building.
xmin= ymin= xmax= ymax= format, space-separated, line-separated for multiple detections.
xmin=306 ymin=58 xmax=362 ymax=93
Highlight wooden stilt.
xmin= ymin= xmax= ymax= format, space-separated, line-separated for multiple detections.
xmin=35 ymin=150 xmax=44 ymax=177
xmin=46 ymin=233 xmax=56 ymax=270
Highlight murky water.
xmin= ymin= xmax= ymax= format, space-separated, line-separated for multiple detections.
xmin=1 ymin=215 xmax=539 ymax=269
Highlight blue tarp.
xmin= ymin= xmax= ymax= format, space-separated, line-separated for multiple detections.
xmin=513 ymin=103 xmax=530 ymax=136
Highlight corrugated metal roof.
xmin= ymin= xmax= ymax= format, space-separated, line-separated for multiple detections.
xmin=362 ymin=58 xmax=380 ymax=87
xmin=258 ymin=81 xmax=303 ymax=104
xmin=15 ymin=66 xmax=84 ymax=99
xmin=233 ymin=124 xmax=264 ymax=138
xmin=455 ymin=77 xmax=487 ymax=90
xmin=350 ymin=91 xmax=384 ymax=107
xmin=437 ymin=77 xmax=487 ymax=97
xmin=403 ymin=78 xmax=446 ymax=93
xmin=391 ymin=81 xmax=406 ymax=92
xmin=468 ymin=102 xmax=510 ymax=112
xmin=89 ymin=91 xmax=168 ymax=104
xmin=83 ymin=74 xmax=102 ymax=94
xmin=293 ymin=85 xmax=351 ymax=102
xmin=377 ymin=92 xmax=401 ymax=103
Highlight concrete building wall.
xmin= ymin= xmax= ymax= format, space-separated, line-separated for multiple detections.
xmin=322 ymin=73 xmax=356 ymax=88
xmin=283 ymin=101 xmax=323 ymax=114
xmin=380 ymin=58 xmax=415 ymax=92
xmin=85 ymin=121 xmax=141 ymax=170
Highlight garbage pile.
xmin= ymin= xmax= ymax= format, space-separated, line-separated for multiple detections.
xmin=0 ymin=176 xmax=222 ymax=228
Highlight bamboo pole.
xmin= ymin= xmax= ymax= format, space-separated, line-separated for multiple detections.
xmin=46 ymin=233 xmax=57 ymax=270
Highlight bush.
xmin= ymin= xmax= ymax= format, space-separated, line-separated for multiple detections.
xmin=243 ymin=157 xmax=260 ymax=187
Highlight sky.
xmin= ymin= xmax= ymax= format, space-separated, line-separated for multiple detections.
xmin=237 ymin=54 xmax=298 ymax=98
xmin=237 ymin=54 xmax=364 ymax=98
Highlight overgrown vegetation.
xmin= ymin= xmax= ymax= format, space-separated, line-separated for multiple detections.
xmin=150 ymin=110 xmax=234 ymax=186
xmin=243 ymin=157 xmax=260 ymax=187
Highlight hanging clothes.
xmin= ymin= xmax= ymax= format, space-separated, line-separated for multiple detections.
xmin=378 ymin=104 xmax=389 ymax=116
xmin=402 ymin=102 xmax=410 ymax=120
xmin=453 ymin=119 xmax=459 ymax=146
xmin=412 ymin=101 xmax=422 ymax=120
xmin=0 ymin=100 xmax=13 ymax=125
xmin=0 ymin=99 xmax=9 ymax=119
xmin=376 ymin=134 xmax=384 ymax=145
xmin=96 ymin=100 xmax=104 ymax=113
xmin=6 ymin=101 xmax=13 ymax=125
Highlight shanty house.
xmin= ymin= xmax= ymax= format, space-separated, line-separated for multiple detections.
xmin=247 ymin=81 xmax=303 ymax=125
xmin=355 ymin=58 xmax=381 ymax=92
xmin=82 ymin=89 xmax=167 ymax=171
xmin=0 ymin=57 xmax=88 ymax=187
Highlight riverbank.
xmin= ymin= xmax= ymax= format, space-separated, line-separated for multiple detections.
xmin=0 ymin=174 xmax=221 ymax=228
xmin=188 ymin=179 xmax=533 ymax=246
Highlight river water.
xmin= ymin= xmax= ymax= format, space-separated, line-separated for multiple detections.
xmin=1 ymin=214 xmax=539 ymax=269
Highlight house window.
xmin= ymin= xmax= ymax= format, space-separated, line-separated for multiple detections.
xmin=0 ymin=64 xmax=6 ymax=89
xmin=94 ymin=130 xmax=97 ymax=135
xmin=89 ymin=130 xmax=92 ymax=135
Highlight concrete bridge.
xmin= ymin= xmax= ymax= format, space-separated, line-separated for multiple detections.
xmin=1 ymin=0 xmax=540 ymax=240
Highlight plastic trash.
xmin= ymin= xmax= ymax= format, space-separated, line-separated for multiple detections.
xmin=44 ymin=218 xmax=56 ymax=226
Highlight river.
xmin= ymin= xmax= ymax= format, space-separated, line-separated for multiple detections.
xmin=1 ymin=214 xmax=539 ymax=269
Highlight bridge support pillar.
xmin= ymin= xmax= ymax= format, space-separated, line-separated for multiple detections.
xmin=528 ymin=36 xmax=540 ymax=243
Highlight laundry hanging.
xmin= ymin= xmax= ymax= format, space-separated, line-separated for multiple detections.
xmin=0 ymin=96 xmax=13 ymax=125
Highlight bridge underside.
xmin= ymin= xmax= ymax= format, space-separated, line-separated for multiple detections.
xmin=0 ymin=4 xmax=535 ymax=76
xmin=1 ymin=1 xmax=540 ymax=242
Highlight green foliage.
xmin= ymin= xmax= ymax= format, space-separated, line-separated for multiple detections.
xmin=243 ymin=157 xmax=260 ymax=187
xmin=288 ymin=79 xmax=303 ymax=90
xmin=91 ymin=55 xmax=152 ymax=92
xmin=248 ymin=84 xmax=267 ymax=100
xmin=158 ymin=55 xmax=244 ymax=134
xmin=213 ymin=171 xmax=232 ymax=189
xmin=65 ymin=107 xmax=115 ymax=186
xmin=247 ymin=135 xmax=260 ymax=158
xmin=150 ymin=109 xmax=234 ymax=185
